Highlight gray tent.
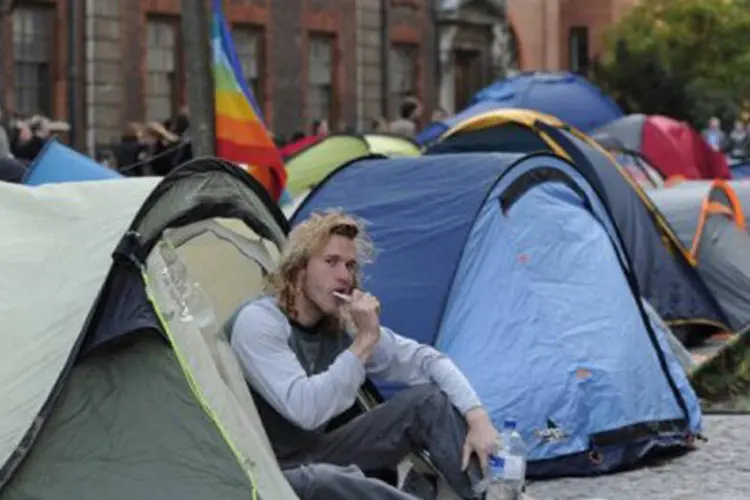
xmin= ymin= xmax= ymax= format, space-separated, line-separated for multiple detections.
xmin=728 ymin=180 xmax=750 ymax=221
xmin=649 ymin=180 xmax=750 ymax=332
xmin=0 ymin=159 xmax=300 ymax=499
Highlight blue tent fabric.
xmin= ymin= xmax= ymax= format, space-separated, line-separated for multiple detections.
xmin=417 ymin=72 xmax=623 ymax=145
xmin=469 ymin=72 xmax=623 ymax=132
xmin=548 ymin=128 xmax=728 ymax=337
xmin=425 ymin=122 xmax=730 ymax=340
xmin=291 ymin=152 xmax=701 ymax=477
xmin=730 ymin=160 xmax=750 ymax=179
xmin=23 ymin=139 xmax=122 ymax=185
xmin=296 ymin=153 xmax=511 ymax=346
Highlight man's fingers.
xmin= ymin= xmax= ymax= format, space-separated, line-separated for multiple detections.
xmin=477 ymin=449 xmax=489 ymax=476
xmin=461 ymin=443 xmax=471 ymax=471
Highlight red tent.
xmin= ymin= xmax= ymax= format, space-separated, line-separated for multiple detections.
xmin=595 ymin=114 xmax=730 ymax=180
xmin=279 ymin=134 xmax=324 ymax=160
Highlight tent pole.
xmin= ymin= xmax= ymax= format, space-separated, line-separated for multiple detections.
xmin=380 ymin=0 xmax=390 ymax=119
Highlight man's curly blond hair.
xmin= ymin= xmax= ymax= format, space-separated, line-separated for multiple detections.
xmin=265 ymin=209 xmax=374 ymax=321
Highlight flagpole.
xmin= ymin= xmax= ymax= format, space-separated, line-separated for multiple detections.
xmin=181 ymin=0 xmax=215 ymax=156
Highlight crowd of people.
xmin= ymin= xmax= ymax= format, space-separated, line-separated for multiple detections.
xmin=273 ymin=97 xmax=449 ymax=155
xmin=0 ymin=105 xmax=194 ymax=183
xmin=0 ymin=96 xmax=447 ymax=184
xmin=108 ymin=108 xmax=193 ymax=177
xmin=0 ymin=107 xmax=70 ymax=183
xmin=702 ymin=116 xmax=750 ymax=159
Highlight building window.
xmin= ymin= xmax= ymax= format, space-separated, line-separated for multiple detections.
xmin=307 ymin=33 xmax=335 ymax=126
xmin=390 ymin=44 xmax=418 ymax=100
xmin=145 ymin=18 xmax=178 ymax=122
xmin=232 ymin=25 xmax=264 ymax=110
xmin=13 ymin=6 xmax=55 ymax=116
xmin=569 ymin=26 xmax=589 ymax=74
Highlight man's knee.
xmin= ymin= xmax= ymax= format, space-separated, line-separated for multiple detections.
xmin=284 ymin=464 xmax=367 ymax=496
xmin=401 ymin=383 xmax=450 ymax=410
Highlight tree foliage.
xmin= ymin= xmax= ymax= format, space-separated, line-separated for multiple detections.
xmin=592 ymin=0 xmax=750 ymax=127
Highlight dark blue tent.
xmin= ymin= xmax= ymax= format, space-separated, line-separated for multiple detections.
xmin=417 ymin=72 xmax=623 ymax=145
xmin=729 ymin=159 xmax=750 ymax=179
xmin=292 ymin=152 xmax=701 ymax=477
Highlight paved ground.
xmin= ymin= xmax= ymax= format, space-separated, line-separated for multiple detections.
xmin=527 ymin=415 xmax=750 ymax=500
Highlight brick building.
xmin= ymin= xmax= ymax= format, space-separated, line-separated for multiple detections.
xmin=0 ymin=0 xmax=638 ymax=156
xmin=435 ymin=0 xmax=640 ymax=114
xmin=507 ymin=0 xmax=640 ymax=73
xmin=0 ymin=0 xmax=434 ymax=155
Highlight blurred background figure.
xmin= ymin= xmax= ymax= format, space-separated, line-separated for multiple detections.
xmin=728 ymin=119 xmax=748 ymax=158
xmin=0 ymin=156 xmax=26 ymax=183
xmin=702 ymin=117 xmax=726 ymax=152
xmin=371 ymin=116 xmax=389 ymax=133
xmin=113 ymin=123 xmax=148 ymax=176
xmin=389 ymin=96 xmax=422 ymax=139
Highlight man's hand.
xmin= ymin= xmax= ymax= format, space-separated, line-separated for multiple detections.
xmin=461 ymin=407 xmax=501 ymax=474
xmin=349 ymin=289 xmax=381 ymax=336
xmin=348 ymin=290 xmax=381 ymax=362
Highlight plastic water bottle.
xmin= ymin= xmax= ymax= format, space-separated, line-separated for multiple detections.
xmin=499 ymin=419 xmax=527 ymax=497
xmin=483 ymin=452 xmax=518 ymax=500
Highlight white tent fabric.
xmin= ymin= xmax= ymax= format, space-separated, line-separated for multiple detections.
xmin=0 ymin=178 xmax=160 ymax=469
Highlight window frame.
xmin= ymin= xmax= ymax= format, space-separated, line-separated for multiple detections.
xmin=306 ymin=32 xmax=337 ymax=127
xmin=144 ymin=15 xmax=181 ymax=123
xmin=568 ymin=26 xmax=590 ymax=75
xmin=231 ymin=23 xmax=266 ymax=113
xmin=11 ymin=4 xmax=56 ymax=117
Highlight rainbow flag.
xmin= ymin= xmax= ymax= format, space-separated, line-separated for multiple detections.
xmin=211 ymin=0 xmax=286 ymax=200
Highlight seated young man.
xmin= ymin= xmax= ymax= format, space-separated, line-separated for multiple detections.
xmin=230 ymin=210 xmax=503 ymax=499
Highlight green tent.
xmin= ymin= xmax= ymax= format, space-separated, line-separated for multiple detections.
xmin=364 ymin=133 xmax=421 ymax=157
xmin=285 ymin=133 xmax=420 ymax=197
xmin=0 ymin=160 xmax=298 ymax=500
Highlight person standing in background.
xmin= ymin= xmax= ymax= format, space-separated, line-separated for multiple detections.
xmin=702 ymin=117 xmax=727 ymax=152
xmin=389 ymin=97 xmax=422 ymax=139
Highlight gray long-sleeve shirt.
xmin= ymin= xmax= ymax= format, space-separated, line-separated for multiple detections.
xmin=230 ymin=296 xmax=483 ymax=435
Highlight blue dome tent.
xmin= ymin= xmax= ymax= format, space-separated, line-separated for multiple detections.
xmin=291 ymin=152 xmax=701 ymax=477
xmin=424 ymin=109 xmax=729 ymax=345
xmin=417 ymin=72 xmax=623 ymax=145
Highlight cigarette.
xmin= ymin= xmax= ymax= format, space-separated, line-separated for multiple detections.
xmin=333 ymin=292 xmax=352 ymax=302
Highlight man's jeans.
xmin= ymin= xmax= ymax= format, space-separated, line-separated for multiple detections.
xmin=280 ymin=384 xmax=485 ymax=499
xmin=284 ymin=463 xmax=418 ymax=500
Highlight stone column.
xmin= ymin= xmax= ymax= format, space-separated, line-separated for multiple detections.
xmin=356 ymin=0 xmax=383 ymax=129
xmin=437 ymin=24 xmax=458 ymax=114
xmin=86 ymin=0 xmax=123 ymax=155
xmin=490 ymin=21 xmax=511 ymax=81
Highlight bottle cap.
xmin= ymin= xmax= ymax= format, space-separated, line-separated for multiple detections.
xmin=489 ymin=454 xmax=505 ymax=468
xmin=503 ymin=419 xmax=517 ymax=430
